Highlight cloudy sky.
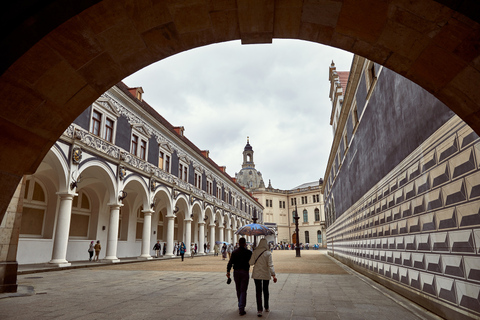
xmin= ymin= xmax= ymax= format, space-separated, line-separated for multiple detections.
xmin=123 ymin=39 xmax=353 ymax=190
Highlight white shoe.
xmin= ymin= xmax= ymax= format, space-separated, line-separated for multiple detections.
xmin=257 ymin=311 xmax=262 ymax=317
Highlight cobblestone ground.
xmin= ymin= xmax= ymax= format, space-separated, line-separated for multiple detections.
xmin=0 ymin=250 xmax=440 ymax=320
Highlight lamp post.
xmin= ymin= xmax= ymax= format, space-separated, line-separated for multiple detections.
xmin=294 ymin=204 xmax=301 ymax=257
xmin=252 ymin=210 xmax=258 ymax=248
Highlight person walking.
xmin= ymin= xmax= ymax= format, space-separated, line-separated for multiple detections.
xmin=163 ymin=243 xmax=166 ymax=256
xmin=93 ymin=240 xmax=101 ymax=262
xmin=227 ymin=243 xmax=234 ymax=259
xmin=214 ymin=244 xmax=219 ymax=256
xmin=179 ymin=242 xmax=186 ymax=261
xmin=88 ymin=241 xmax=94 ymax=261
xmin=191 ymin=243 xmax=195 ymax=258
xmin=249 ymin=238 xmax=277 ymax=317
xmin=221 ymin=243 xmax=227 ymax=260
xmin=226 ymin=237 xmax=253 ymax=316
xmin=153 ymin=241 xmax=161 ymax=258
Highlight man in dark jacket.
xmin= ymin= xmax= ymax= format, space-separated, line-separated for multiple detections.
xmin=226 ymin=237 xmax=252 ymax=316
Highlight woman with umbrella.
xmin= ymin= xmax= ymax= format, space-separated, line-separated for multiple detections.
xmin=221 ymin=243 xmax=227 ymax=260
xmin=249 ymin=238 xmax=277 ymax=317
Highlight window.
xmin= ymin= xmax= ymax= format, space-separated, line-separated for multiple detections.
xmin=158 ymin=145 xmax=172 ymax=173
xmin=159 ymin=151 xmax=164 ymax=170
xmin=165 ymin=155 xmax=170 ymax=173
xmin=91 ymin=110 xmax=101 ymax=136
xmin=217 ymin=186 xmax=222 ymax=199
xmin=194 ymin=171 xmax=202 ymax=189
xmin=291 ymin=198 xmax=297 ymax=206
xmin=131 ymin=134 xmax=138 ymax=156
xmin=279 ymin=200 xmax=282 ymax=208
xmin=20 ymin=177 xmax=47 ymax=237
xmin=313 ymin=194 xmax=320 ymax=203
xmin=266 ymin=199 xmax=270 ymax=207
xmin=104 ymin=117 xmax=114 ymax=142
xmin=303 ymin=209 xmax=308 ymax=222
xmin=89 ymin=100 xmax=119 ymax=143
xmin=140 ymin=140 xmax=147 ymax=160
xmin=207 ymin=179 xmax=213 ymax=195
xmin=305 ymin=231 xmax=310 ymax=244
xmin=70 ymin=190 xmax=91 ymax=238
xmin=315 ymin=208 xmax=320 ymax=221
xmin=352 ymin=102 xmax=359 ymax=132
xmin=130 ymin=124 xmax=150 ymax=160
xmin=178 ymin=162 xmax=188 ymax=182
xmin=317 ymin=230 xmax=322 ymax=244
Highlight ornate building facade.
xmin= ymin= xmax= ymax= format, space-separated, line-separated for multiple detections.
xmin=324 ymin=57 xmax=480 ymax=319
xmin=235 ymin=140 xmax=325 ymax=246
xmin=16 ymin=82 xmax=262 ymax=265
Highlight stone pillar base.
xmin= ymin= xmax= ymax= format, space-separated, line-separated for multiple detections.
xmin=137 ymin=256 xmax=153 ymax=260
xmin=0 ymin=262 xmax=18 ymax=293
xmin=100 ymin=259 xmax=120 ymax=263
xmin=48 ymin=261 xmax=71 ymax=267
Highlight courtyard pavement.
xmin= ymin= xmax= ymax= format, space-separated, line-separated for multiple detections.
xmin=1 ymin=250 xmax=443 ymax=319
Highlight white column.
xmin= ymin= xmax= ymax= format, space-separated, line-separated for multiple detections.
xmin=226 ymin=227 xmax=232 ymax=244
xmin=166 ymin=216 xmax=175 ymax=258
xmin=193 ymin=219 xmax=199 ymax=245
xmin=209 ymin=224 xmax=216 ymax=254
xmin=198 ymin=221 xmax=205 ymax=254
xmin=104 ymin=203 xmax=122 ymax=262
xmin=139 ymin=209 xmax=153 ymax=259
xmin=218 ymin=226 xmax=224 ymax=242
xmin=49 ymin=192 xmax=76 ymax=266
xmin=185 ymin=218 xmax=192 ymax=256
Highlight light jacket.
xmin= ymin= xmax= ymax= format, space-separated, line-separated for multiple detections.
xmin=249 ymin=239 xmax=275 ymax=280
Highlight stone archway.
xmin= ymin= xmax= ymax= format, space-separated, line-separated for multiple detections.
xmin=1 ymin=1 xmax=480 ymax=222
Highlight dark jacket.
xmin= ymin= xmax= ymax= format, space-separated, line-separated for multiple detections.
xmin=227 ymin=246 xmax=252 ymax=273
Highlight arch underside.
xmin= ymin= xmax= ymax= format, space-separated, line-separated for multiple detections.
xmin=0 ymin=0 xmax=479 ymax=220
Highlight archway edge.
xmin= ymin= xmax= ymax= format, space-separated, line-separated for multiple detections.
xmin=0 ymin=0 xmax=480 ymax=220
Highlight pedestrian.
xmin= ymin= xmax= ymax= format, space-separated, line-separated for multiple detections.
xmin=191 ymin=243 xmax=195 ymax=258
xmin=195 ymin=243 xmax=197 ymax=254
xmin=88 ymin=241 xmax=94 ymax=261
xmin=249 ymin=238 xmax=277 ymax=317
xmin=163 ymin=243 xmax=166 ymax=256
xmin=94 ymin=240 xmax=101 ymax=262
xmin=179 ymin=242 xmax=186 ymax=261
xmin=174 ymin=242 xmax=178 ymax=256
xmin=227 ymin=243 xmax=234 ymax=259
xmin=153 ymin=241 xmax=161 ymax=258
xmin=226 ymin=237 xmax=253 ymax=316
xmin=204 ymin=242 xmax=207 ymax=253
xmin=221 ymin=243 xmax=227 ymax=260
xmin=214 ymin=244 xmax=219 ymax=256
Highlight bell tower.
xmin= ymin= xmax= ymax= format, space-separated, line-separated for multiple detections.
xmin=242 ymin=137 xmax=255 ymax=169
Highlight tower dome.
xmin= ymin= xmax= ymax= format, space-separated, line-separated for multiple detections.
xmin=235 ymin=137 xmax=265 ymax=191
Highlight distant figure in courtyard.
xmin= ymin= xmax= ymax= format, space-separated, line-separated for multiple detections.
xmin=88 ymin=241 xmax=94 ymax=261
xmin=221 ymin=243 xmax=227 ymax=260
xmin=163 ymin=243 xmax=166 ymax=256
xmin=191 ymin=243 xmax=195 ymax=258
xmin=249 ymin=238 xmax=277 ymax=317
xmin=174 ymin=242 xmax=179 ymax=256
xmin=227 ymin=237 xmax=253 ymax=316
xmin=214 ymin=244 xmax=219 ymax=256
xmin=179 ymin=242 xmax=186 ymax=261
xmin=94 ymin=240 xmax=101 ymax=262
xmin=227 ymin=243 xmax=234 ymax=259
xmin=153 ymin=241 xmax=161 ymax=258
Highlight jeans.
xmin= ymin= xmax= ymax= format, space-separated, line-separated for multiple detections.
xmin=254 ymin=279 xmax=270 ymax=311
xmin=233 ymin=269 xmax=249 ymax=311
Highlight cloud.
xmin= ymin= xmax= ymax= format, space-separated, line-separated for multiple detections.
xmin=124 ymin=39 xmax=353 ymax=190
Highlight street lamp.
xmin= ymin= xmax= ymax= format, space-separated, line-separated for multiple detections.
xmin=294 ymin=203 xmax=301 ymax=257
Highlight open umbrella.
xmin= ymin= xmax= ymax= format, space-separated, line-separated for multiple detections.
xmin=235 ymin=223 xmax=274 ymax=236
xmin=215 ymin=241 xmax=230 ymax=245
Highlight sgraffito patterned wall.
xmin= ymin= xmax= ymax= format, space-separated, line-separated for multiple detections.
xmin=327 ymin=116 xmax=480 ymax=319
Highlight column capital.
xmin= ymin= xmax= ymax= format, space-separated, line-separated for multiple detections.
xmin=198 ymin=221 xmax=205 ymax=225
xmin=107 ymin=203 xmax=124 ymax=209
xmin=141 ymin=209 xmax=154 ymax=216
xmin=209 ymin=223 xmax=216 ymax=227
xmin=56 ymin=191 xmax=77 ymax=199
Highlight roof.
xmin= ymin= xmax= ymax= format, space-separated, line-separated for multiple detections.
xmin=337 ymin=71 xmax=349 ymax=92
xmin=115 ymin=81 xmax=261 ymax=205
xmin=291 ymin=181 xmax=319 ymax=190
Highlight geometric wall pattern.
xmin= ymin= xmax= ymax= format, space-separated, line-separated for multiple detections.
xmin=327 ymin=116 xmax=480 ymax=317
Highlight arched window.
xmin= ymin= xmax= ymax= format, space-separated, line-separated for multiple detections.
xmin=315 ymin=208 xmax=320 ymax=221
xmin=305 ymin=231 xmax=310 ymax=243
xmin=317 ymin=230 xmax=322 ymax=244
xmin=303 ymin=209 xmax=308 ymax=222
xmin=70 ymin=190 xmax=91 ymax=238
xmin=21 ymin=177 xmax=47 ymax=237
